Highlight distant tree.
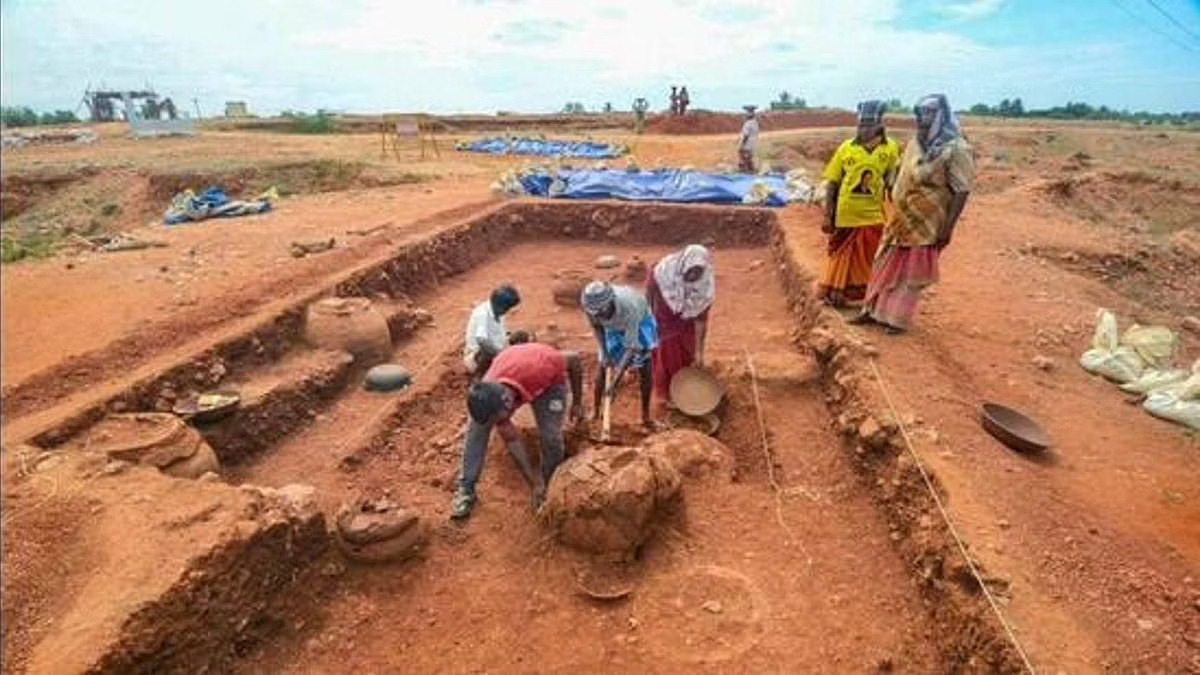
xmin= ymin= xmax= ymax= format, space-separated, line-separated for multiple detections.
xmin=770 ymin=91 xmax=806 ymax=111
xmin=37 ymin=110 xmax=79 ymax=125
xmin=603 ymin=102 xmax=613 ymax=113
xmin=968 ymin=103 xmax=993 ymax=115
xmin=562 ymin=102 xmax=586 ymax=114
xmin=887 ymin=98 xmax=903 ymax=110
xmin=1 ymin=106 xmax=39 ymax=127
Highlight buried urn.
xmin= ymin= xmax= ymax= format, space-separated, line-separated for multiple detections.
xmin=540 ymin=445 xmax=682 ymax=555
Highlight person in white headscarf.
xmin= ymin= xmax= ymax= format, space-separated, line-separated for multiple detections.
xmin=853 ymin=94 xmax=975 ymax=334
xmin=645 ymin=244 xmax=715 ymax=405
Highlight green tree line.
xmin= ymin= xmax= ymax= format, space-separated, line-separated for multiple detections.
xmin=1 ymin=106 xmax=81 ymax=127
xmin=963 ymin=98 xmax=1199 ymax=124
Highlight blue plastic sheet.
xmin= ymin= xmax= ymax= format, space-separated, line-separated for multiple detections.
xmin=514 ymin=168 xmax=805 ymax=207
xmin=164 ymin=185 xmax=272 ymax=225
xmin=458 ymin=137 xmax=627 ymax=159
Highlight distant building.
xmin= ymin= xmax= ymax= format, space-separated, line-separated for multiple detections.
xmin=224 ymin=101 xmax=250 ymax=118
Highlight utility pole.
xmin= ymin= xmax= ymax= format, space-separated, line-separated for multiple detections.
xmin=193 ymin=98 xmax=202 ymax=120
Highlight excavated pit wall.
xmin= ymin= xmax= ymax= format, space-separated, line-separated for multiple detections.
xmin=30 ymin=201 xmax=772 ymax=454
xmin=20 ymin=199 xmax=1023 ymax=672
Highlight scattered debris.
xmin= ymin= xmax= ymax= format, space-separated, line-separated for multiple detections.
xmin=346 ymin=222 xmax=392 ymax=237
xmin=1032 ymin=355 xmax=1056 ymax=371
xmin=290 ymin=238 xmax=337 ymax=258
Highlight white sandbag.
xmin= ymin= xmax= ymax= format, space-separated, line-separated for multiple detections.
xmin=1080 ymin=345 xmax=1145 ymax=383
xmin=1119 ymin=368 xmax=1189 ymax=394
xmin=1121 ymin=324 xmax=1177 ymax=369
xmin=1143 ymin=374 xmax=1200 ymax=430
xmin=1092 ymin=309 xmax=1119 ymax=352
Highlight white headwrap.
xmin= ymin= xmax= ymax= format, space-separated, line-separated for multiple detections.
xmin=653 ymin=244 xmax=715 ymax=319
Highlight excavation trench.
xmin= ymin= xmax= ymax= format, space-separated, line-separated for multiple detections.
xmin=6 ymin=201 xmax=1023 ymax=673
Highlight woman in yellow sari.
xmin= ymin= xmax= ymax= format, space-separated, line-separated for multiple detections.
xmin=852 ymin=94 xmax=975 ymax=334
xmin=818 ymin=100 xmax=901 ymax=307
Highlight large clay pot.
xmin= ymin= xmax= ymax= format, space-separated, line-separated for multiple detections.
xmin=304 ymin=297 xmax=392 ymax=365
xmin=86 ymin=413 xmax=220 ymax=479
xmin=552 ymin=270 xmax=589 ymax=308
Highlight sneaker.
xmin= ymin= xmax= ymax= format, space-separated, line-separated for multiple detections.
xmin=450 ymin=488 xmax=476 ymax=521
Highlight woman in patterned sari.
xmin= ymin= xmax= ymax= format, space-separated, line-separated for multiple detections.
xmin=853 ymin=94 xmax=975 ymax=334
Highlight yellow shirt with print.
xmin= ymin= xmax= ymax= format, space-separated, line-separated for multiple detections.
xmin=822 ymin=137 xmax=902 ymax=228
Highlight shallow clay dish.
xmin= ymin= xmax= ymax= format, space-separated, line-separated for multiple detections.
xmin=980 ymin=403 xmax=1051 ymax=453
xmin=173 ymin=391 xmax=241 ymax=424
xmin=669 ymin=367 xmax=724 ymax=417
xmin=574 ymin=561 xmax=637 ymax=601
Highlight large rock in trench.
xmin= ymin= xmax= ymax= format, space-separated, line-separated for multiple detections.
xmin=641 ymin=429 xmax=732 ymax=478
xmin=541 ymin=445 xmax=681 ymax=555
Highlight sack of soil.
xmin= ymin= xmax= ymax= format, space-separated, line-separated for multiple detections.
xmin=541 ymin=445 xmax=681 ymax=555
xmin=334 ymin=497 xmax=428 ymax=564
xmin=87 ymin=413 xmax=220 ymax=479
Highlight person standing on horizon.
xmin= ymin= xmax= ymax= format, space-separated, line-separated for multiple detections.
xmin=738 ymin=106 xmax=759 ymax=172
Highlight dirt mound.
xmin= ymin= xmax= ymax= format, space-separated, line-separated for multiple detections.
xmin=1027 ymin=241 xmax=1200 ymax=315
xmin=642 ymin=429 xmax=732 ymax=478
xmin=145 ymin=159 xmax=426 ymax=203
xmin=1038 ymin=170 xmax=1200 ymax=237
xmin=541 ymin=445 xmax=681 ymax=555
xmin=1 ymin=168 xmax=100 ymax=222
xmin=646 ymin=110 xmax=915 ymax=136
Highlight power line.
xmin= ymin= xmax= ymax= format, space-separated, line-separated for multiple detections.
xmin=1143 ymin=0 xmax=1200 ymax=42
xmin=1109 ymin=0 xmax=1200 ymax=54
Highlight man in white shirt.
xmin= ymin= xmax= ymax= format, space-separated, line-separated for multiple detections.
xmin=738 ymin=106 xmax=759 ymax=173
xmin=463 ymin=284 xmax=521 ymax=378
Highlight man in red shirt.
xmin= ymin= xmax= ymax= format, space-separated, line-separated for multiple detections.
xmin=451 ymin=342 xmax=585 ymax=520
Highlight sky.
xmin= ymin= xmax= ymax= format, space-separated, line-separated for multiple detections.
xmin=2 ymin=0 xmax=1199 ymax=116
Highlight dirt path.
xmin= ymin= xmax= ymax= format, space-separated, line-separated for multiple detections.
xmin=780 ymin=193 xmax=1200 ymax=671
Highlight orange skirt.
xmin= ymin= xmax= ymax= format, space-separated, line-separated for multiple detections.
xmin=818 ymin=225 xmax=883 ymax=305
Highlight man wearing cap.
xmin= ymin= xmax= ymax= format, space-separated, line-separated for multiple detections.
xmin=462 ymin=284 xmax=521 ymax=379
xmin=738 ymin=106 xmax=759 ymax=173
xmin=451 ymin=342 xmax=584 ymax=520
xmin=580 ymin=281 xmax=659 ymax=430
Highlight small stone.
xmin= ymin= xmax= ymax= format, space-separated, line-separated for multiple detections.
xmin=1060 ymin=251 xmax=1079 ymax=263
xmin=1032 ymin=355 xmax=1056 ymax=371
xmin=1183 ymin=316 xmax=1200 ymax=335
xmin=627 ymin=616 xmax=640 ymax=630
xmin=197 ymin=471 xmax=221 ymax=483
xmin=1136 ymin=618 xmax=1154 ymax=631
xmin=997 ymin=518 xmax=1011 ymax=530
xmin=747 ymin=259 xmax=765 ymax=271
xmin=701 ymin=600 xmax=723 ymax=614
xmin=320 ymin=560 xmax=346 ymax=577
xmin=594 ymin=254 xmax=620 ymax=269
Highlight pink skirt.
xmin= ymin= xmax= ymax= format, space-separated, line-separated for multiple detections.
xmin=862 ymin=245 xmax=940 ymax=329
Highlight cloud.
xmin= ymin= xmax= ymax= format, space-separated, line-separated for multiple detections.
xmin=1 ymin=0 xmax=1194 ymax=115
xmin=938 ymin=0 xmax=1003 ymax=20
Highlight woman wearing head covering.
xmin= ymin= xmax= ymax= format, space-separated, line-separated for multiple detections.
xmin=818 ymin=100 xmax=901 ymax=308
xmin=645 ymin=244 xmax=715 ymax=406
xmin=580 ymin=281 xmax=659 ymax=430
xmin=853 ymin=94 xmax=975 ymax=334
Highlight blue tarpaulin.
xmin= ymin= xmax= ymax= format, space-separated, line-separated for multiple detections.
xmin=458 ymin=137 xmax=628 ymax=158
xmin=510 ymin=168 xmax=811 ymax=207
xmin=164 ymin=185 xmax=273 ymax=225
